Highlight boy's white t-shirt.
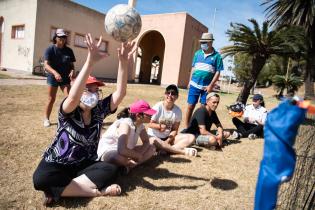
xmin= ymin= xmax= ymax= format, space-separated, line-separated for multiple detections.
xmin=243 ymin=104 xmax=268 ymax=125
xmin=147 ymin=101 xmax=182 ymax=139
xmin=97 ymin=117 xmax=144 ymax=159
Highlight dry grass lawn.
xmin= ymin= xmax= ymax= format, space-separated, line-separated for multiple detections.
xmin=0 ymin=83 xmax=280 ymax=210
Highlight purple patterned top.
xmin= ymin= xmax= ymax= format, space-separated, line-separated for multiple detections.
xmin=44 ymin=94 xmax=115 ymax=165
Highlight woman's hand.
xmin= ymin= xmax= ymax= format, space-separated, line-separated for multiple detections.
xmin=85 ymin=34 xmax=109 ymax=65
xmin=54 ymin=72 xmax=62 ymax=82
xmin=117 ymin=41 xmax=136 ymax=63
xmin=216 ymin=135 xmax=223 ymax=147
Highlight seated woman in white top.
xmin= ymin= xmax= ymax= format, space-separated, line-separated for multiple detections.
xmin=231 ymin=94 xmax=267 ymax=140
xmin=147 ymin=85 xmax=197 ymax=157
xmin=97 ymin=100 xmax=156 ymax=168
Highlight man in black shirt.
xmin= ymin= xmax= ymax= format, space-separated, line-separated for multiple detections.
xmin=183 ymin=92 xmax=230 ymax=147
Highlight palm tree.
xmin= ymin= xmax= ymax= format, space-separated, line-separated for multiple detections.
xmin=273 ymin=73 xmax=303 ymax=97
xmin=221 ymin=19 xmax=291 ymax=104
xmin=262 ymin=0 xmax=315 ymax=98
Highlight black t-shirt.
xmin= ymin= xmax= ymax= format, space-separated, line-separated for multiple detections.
xmin=44 ymin=44 xmax=76 ymax=78
xmin=185 ymin=107 xmax=222 ymax=135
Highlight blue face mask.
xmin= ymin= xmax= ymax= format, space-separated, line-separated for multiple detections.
xmin=201 ymin=43 xmax=209 ymax=51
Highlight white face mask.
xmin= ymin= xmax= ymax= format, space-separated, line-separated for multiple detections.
xmin=80 ymin=91 xmax=99 ymax=109
xmin=201 ymin=43 xmax=209 ymax=51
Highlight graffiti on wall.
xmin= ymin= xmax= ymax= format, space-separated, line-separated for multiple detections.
xmin=18 ymin=45 xmax=30 ymax=57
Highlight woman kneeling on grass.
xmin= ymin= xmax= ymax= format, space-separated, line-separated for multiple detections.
xmin=147 ymin=85 xmax=197 ymax=157
xmin=97 ymin=100 xmax=156 ymax=170
xmin=33 ymin=34 xmax=135 ymax=206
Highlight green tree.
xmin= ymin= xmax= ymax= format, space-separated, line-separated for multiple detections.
xmin=233 ymin=53 xmax=252 ymax=82
xmin=263 ymin=0 xmax=315 ymax=98
xmin=272 ymin=73 xmax=303 ymax=97
xmin=221 ymin=19 xmax=291 ymax=104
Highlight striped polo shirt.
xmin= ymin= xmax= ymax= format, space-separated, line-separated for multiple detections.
xmin=190 ymin=49 xmax=224 ymax=89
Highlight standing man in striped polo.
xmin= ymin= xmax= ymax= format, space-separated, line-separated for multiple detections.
xmin=184 ymin=32 xmax=224 ymax=128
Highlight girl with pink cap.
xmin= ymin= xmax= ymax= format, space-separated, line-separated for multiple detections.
xmin=97 ymin=99 xmax=156 ymax=170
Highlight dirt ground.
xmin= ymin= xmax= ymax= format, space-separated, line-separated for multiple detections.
xmin=0 ymin=72 xmax=307 ymax=210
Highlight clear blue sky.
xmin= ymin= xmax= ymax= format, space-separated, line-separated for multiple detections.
xmin=72 ymin=0 xmax=267 ymax=50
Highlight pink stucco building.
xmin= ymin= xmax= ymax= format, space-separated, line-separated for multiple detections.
xmin=0 ymin=0 xmax=207 ymax=88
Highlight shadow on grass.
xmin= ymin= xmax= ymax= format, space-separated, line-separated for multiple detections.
xmin=210 ymin=177 xmax=238 ymax=190
xmin=49 ymin=197 xmax=93 ymax=208
xmin=118 ymin=156 xmax=209 ymax=194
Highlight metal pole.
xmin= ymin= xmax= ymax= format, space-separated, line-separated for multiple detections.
xmin=212 ymin=8 xmax=217 ymax=32
xmin=128 ymin=0 xmax=137 ymax=8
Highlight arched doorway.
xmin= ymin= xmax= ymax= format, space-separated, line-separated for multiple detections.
xmin=0 ymin=16 xmax=3 ymax=67
xmin=135 ymin=30 xmax=165 ymax=84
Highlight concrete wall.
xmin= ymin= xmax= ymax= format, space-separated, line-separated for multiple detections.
xmin=179 ymin=14 xmax=208 ymax=88
xmin=0 ymin=0 xmax=37 ymax=72
xmin=134 ymin=13 xmax=207 ymax=88
xmin=135 ymin=13 xmax=186 ymax=86
xmin=34 ymin=0 xmax=121 ymax=78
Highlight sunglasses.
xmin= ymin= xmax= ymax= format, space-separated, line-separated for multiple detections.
xmin=165 ymin=91 xmax=178 ymax=96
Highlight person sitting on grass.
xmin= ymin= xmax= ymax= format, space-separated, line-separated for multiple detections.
xmin=33 ymin=34 xmax=135 ymax=206
xmin=181 ymin=92 xmax=230 ymax=148
xmin=231 ymin=94 xmax=267 ymax=140
xmin=147 ymin=84 xmax=197 ymax=157
xmin=97 ymin=100 xmax=156 ymax=170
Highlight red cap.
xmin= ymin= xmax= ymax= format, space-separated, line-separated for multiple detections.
xmin=130 ymin=100 xmax=156 ymax=115
xmin=86 ymin=76 xmax=104 ymax=87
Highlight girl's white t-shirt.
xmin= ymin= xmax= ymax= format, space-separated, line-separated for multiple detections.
xmin=97 ymin=117 xmax=144 ymax=159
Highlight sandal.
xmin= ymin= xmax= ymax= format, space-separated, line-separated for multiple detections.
xmin=184 ymin=147 xmax=197 ymax=157
xmin=101 ymin=184 xmax=121 ymax=196
xmin=42 ymin=192 xmax=53 ymax=206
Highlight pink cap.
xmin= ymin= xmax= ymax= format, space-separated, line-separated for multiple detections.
xmin=129 ymin=100 xmax=156 ymax=115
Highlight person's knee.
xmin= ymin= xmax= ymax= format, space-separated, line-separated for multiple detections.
xmin=33 ymin=170 xmax=48 ymax=190
xmin=208 ymin=136 xmax=217 ymax=145
xmin=48 ymin=96 xmax=56 ymax=103
xmin=187 ymin=104 xmax=195 ymax=110
xmin=187 ymin=134 xmax=195 ymax=145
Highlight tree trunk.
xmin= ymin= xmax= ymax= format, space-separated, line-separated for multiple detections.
xmin=237 ymin=56 xmax=266 ymax=104
xmin=276 ymin=113 xmax=315 ymax=210
xmin=304 ymin=47 xmax=315 ymax=98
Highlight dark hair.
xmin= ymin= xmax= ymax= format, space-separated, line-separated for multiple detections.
xmin=52 ymin=34 xmax=67 ymax=45
xmin=116 ymin=107 xmax=138 ymax=121
xmin=52 ymin=34 xmax=57 ymax=44
xmin=260 ymin=100 xmax=265 ymax=107
xmin=165 ymin=84 xmax=179 ymax=95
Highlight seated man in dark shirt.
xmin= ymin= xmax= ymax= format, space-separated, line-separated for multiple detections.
xmin=182 ymin=92 xmax=230 ymax=148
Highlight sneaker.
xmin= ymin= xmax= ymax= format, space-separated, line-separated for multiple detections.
xmin=231 ymin=131 xmax=240 ymax=140
xmin=43 ymin=119 xmax=51 ymax=127
xmin=248 ymin=134 xmax=257 ymax=140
